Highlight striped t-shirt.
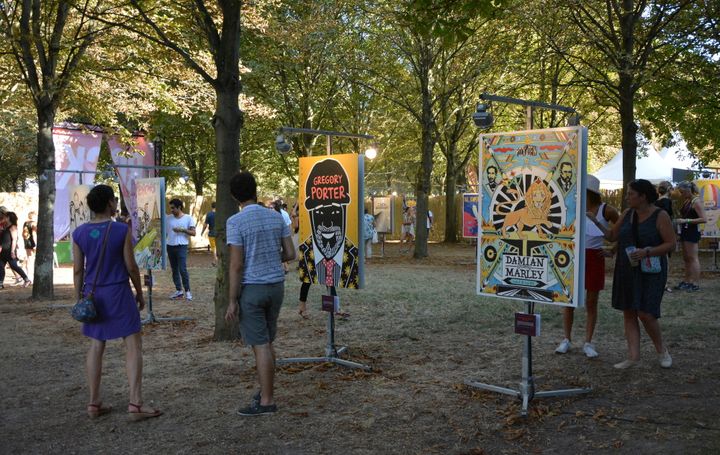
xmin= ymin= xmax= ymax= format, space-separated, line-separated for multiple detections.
xmin=226 ymin=204 xmax=291 ymax=285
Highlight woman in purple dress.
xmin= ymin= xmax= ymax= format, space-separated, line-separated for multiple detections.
xmin=72 ymin=185 xmax=162 ymax=420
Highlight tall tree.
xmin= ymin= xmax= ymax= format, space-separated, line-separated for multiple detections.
xmin=552 ymin=0 xmax=710 ymax=194
xmin=1 ymin=0 xmax=100 ymax=299
xmin=101 ymin=0 xmax=252 ymax=339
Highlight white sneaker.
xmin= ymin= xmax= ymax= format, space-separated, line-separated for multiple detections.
xmin=613 ymin=359 xmax=639 ymax=369
xmin=169 ymin=290 xmax=184 ymax=300
xmin=555 ymin=338 xmax=571 ymax=354
xmin=659 ymin=349 xmax=672 ymax=368
xmin=583 ymin=342 xmax=599 ymax=358
xmin=185 ymin=291 xmax=193 ymax=301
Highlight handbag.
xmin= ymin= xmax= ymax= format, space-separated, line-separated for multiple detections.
xmin=372 ymin=230 xmax=379 ymax=244
xmin=631 ymin=210 xmax=661 ymax=274
xmin=71 ymin=222 xmax=112 ymax=322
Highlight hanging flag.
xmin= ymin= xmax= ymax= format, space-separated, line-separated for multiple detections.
xmin=53 ymin=126 xmax=102 ymax=241
xmin=108 ymin=135 xmax=156 ymax=240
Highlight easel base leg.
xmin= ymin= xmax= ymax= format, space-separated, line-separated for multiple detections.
xmin=277 ymin=351 xmax=371 ymax=371
xmin=142 ymin=312 xmax=194 ymax=325
xmin=465 ymin=379 xmax=591 ymax=416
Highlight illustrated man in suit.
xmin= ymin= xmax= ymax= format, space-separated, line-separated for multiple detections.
xmin=557 ymin=162 xmax=573 ymax=192
xmin=299 ymin=159 xmax=359 ymax=288
xmin=486 ymin=165 xmax=498 ymax=191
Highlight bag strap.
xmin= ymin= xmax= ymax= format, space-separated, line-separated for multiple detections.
xmin=631 ymin=209 xmax=639 ymax=247
xmin=88 ymin=222 xmax=112 ymax=297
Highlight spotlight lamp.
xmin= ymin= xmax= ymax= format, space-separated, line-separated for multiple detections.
xmin=180 ymin=170 xmax=190 ymax=184
xmin=275 ymin=134 xmax=292 ymax=154
xmin=364 ymin=146 xmax=378 ymax=160
xmin=472 ymin=103 xmax=494 ymax=129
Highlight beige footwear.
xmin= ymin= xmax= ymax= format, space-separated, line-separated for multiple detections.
xmin=613 ymin=359 xmax=639 ymax=369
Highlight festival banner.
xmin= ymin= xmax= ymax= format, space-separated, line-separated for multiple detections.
xmin=108 ymin=135 xmax=156 ymax=240
xmin=463 ymin=193 xmax=479 ymax=238
xmin=68 ymin=184 xmax=94 ymax=235
xmin=476 ymin=126 xmax=587 ymax=307
xmin=696 ymin=179 xmax=720 ymax=237
xmin=373 ymin=196 xmax=394 ymax=234
xmin=53 ymin=127 xmax=102 ymax=241
xmin=298 ymin=154 xmax=364 ymax=289
xmin=133 ymin=178 xmax=166 ymax=270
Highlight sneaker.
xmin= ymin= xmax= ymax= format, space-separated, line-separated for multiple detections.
xmin=169 ymin=290 xmax=184 ymax=300
xmin=686 ymin=284 xmax=700 ymax=292
xmin=237 ymin=401 xmax=277 ymax=416
xmin=185 ymin=291 xmax=193 ymax=301
xmin=583 ymin=342 xmax=599 ymax=358
xmin=22 ymin=280 xmax=32 ymax=288
xmin=613 ymin=359 xmax=639 ymax=369
xmin=659 ymin=349 xmax=672 ymax=368
xmin=673 ymin=281 xmax=690 ymax=290
xmin=12 ymin=277 xmax=24 ymax=286
xmin=555 ymin=338 xmax=571 ymax=354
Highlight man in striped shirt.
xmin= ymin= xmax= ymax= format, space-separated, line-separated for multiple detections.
xmin=225 ymin=171 xmax=296 ymax=416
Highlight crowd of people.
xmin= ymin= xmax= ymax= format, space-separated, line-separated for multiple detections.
xmin=558 ymin=176 xmax=708 ymax=370
xmin=2 ymin=172 xmax=713 ymax=420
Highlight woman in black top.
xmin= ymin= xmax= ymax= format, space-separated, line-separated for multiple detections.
xmin=674 ymin=181 xmax=706 ymax=291
xmin=0 ymin=211 xmax=31 ymax=288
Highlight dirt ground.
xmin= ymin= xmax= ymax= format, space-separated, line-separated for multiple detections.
xmin=1 ymin=242 xmax=719 ymax=454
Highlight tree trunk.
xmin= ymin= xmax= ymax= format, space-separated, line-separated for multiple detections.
xmin=413 ymin=89 xmax=435 ymax=258
xmin=32 ymin=106 xmax=56 ymax=300
xmin=619 ymin=0 xmax=637 ymax=207
xmin=444 ymin=149 xmax=458 ymax=243
xmin=212 ymin=86 xmax=243 ymax=341
xmin=619 ymin=76 xmax=637 ymax=207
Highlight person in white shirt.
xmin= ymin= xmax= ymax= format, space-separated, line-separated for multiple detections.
xmin=166 ymin=199 xmax=196 ymax=300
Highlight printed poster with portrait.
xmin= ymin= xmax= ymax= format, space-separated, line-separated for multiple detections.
xmin=298 ymin=154 xmax=365 ymax=289
xmin=696 ymin=179 xmax=720 ymax=237
xmin=476 ymin=127 xmax=587 ymax=307
xmin=133 ymin=177 xmax=166 ymax=270
xmin=68 ymin=184 xmax=93 ymax=234
xmin=373 ymin=196 xmax=393 ymax=234
xmin=463 ymin=193 xmax=479 ymax=238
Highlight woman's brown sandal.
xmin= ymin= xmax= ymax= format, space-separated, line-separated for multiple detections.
xmin=87 ymin=402 xmax=112 ymax=419
xmin=127 ymin=402 xmax=163 ymax=422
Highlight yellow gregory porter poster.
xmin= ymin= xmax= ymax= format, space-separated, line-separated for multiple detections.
xmin=298 ymin=154 xmax=364 ymax=289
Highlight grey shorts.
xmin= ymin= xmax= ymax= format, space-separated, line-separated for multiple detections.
xmin=240 ymin=282 xmax=285 ymax=346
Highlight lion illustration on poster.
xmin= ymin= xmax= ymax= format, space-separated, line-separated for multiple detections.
xmin=499 ymin=178 xmax=553 ymax=238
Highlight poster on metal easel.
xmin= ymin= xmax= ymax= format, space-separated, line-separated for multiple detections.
xmin=476 ymin=126 xmax=587 ymax=307
xmin=133 ymin=177 xmax=166 ymax=270
xmin=298 ymin=154 xmax=364 ymax=289
xmin=696 ymin=180 xmax=720 ymax=237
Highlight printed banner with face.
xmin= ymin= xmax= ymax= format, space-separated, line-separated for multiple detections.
xmin=476 ymin=127 xmax=587 ymax=307
xmin=133 ymin=178 xmax=166 ymax=270
xmin=67 ymin=184 xmax=94 ymax=235
xmin=696 ymin=179 xmax=720 ymax=237
xmin=463 ymin=193 xmax=479 ymax=238
xmin=298 ymin=154 xmax=364 ymax=289
xmin=53 ymin=127 xmax=102 ymax=241
xmin=108 ymin=136 xmax=155 ymax=240
xmin=373 ymin=196 xmax=394 ymax=234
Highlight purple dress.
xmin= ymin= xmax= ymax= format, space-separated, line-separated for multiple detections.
xmin=72 ymin=221 xmax=141 ymax=340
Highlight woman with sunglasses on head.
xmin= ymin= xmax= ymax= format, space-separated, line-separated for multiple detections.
xmin=588 ymin=179 xmax=675 ymax=369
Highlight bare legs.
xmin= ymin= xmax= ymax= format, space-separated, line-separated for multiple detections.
xmin=85 ymin=332 xmax=157 ymax=414
xmin=86 ymin=339 xmax=106 ymax=405
xmin=253 ymin=343 xmax=276 ymax=406
xmin=561 ymin=290 xmax=598 ymax=343
xmin=622 ymin=309 xmax=666 ymax=361
xmin=681 ymin=241 xmax=700 ymax=285
xmin=125 ymin=333 xmax=143 ymax=405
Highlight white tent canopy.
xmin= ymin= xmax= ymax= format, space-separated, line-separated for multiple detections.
xmin=594 ymin=147 xmax=673 ymax=189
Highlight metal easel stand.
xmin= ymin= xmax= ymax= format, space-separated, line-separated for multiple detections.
xmin=141 ymin=269 xmax=193 ymax=324
xmin=465 ymin=302 xmax=591 ymax=416
xmin=277 ymin=288 xmax=371 ymax=371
